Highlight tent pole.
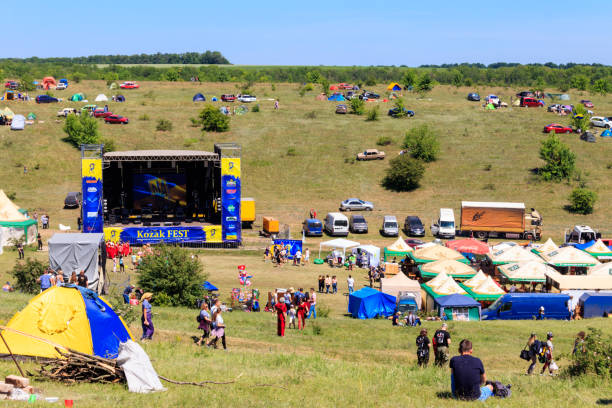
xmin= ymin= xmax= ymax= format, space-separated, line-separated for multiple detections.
xmin=0 ymin=331 xmax=25 ymax=377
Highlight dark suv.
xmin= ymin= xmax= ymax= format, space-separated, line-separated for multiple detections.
xmin=349 ymin=215 xmax=368 ymax=233
xmin=404 ymin=216 xmax=425 ymax=236
xmin=64 ymin=192 xmax=82 ymax=209
xmin=36 ymin=95 xmax=59 ymax=103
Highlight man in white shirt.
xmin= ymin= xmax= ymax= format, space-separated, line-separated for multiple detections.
xmin=347 ymin=275 xmax=355 ymax=293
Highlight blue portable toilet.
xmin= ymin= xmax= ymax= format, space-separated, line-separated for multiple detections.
xmin=348 ymin=287 xmax=396 ymax=319
xmin=193 ymin=93 xmax=205 ymax=102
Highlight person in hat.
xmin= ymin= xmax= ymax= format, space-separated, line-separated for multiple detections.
xmin=140 ymin=293 xmax=154 ymax=340
xmin=275 ymin=296 xmax=287 ymax=337
xmin=541 ymin=332 xmax=557 ymax=375
xmin=433 ymin=323 xmax=452 ymax=367
xmin=537 ymin=306 xmax=545 ymax=320
xmin=123 ymin=284 xmax=135 ymax=304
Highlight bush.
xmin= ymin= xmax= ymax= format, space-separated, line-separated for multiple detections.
xmin=189 ymin=117 xmax=199 ymax=127
xmin=139 ymin=114 xmax=150 ymax=121
xmin=376 ymin=136 xmax=393 ymax=146
xmin=365 ymin=77 xmax=377 ymax=86
xmin=317 ymin=304 xmax=330 ymax=318
xmin=416 ymin=74 xmax=434 ymax=96
xmin=198 ymin=105 xmax=230 ymax=132
xmin=382 ymin=155 xmax=425 ymax=191
xmin=12 ymin=258 xmax=48 ymax=294
xmin=349 ymin=97 xmax=365 ymax=115
xmin=402 ymin=125 xmax=440 ymax=162
xmin=366 ymin=106 xmax=379 ymax=121
xmin=156 ymin=118 xmax=173 ymax=131
xmin=101 ymin=138 xmax=116 ymax=153
xmin=286 ymin=147 xmax=297 ymax=156
xmin=392 ymin=97 xmax=408 ymax=117
xmin=568 ymin=188 xmax=597 ymax=214
xmin=137 ymin=246 xmax=206 ymax=307
xmin=539 ymin=134 xmax=576 ymax=181
xmin=305 ymin=110 xmax=317 ymax=119
xmin=252 ymin=104 xmax=260 ymax=113
xmin=63 ymin=114 xmax=100 ymax=147
xmin=570 ymin=104 xmax=590 ymax=132
xmin=563 ymin=328 xmax=611 ymax=379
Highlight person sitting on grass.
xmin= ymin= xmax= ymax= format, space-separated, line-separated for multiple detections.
xmin=450 ymin=339 xmax=494 ymax=401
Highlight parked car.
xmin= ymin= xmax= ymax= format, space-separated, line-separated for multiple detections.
xmin=4 ymin=81 xmax=19 ymax=90
xmin=55 ymin=83 xmax=67 ymax=90
xmin=388 ymin=107 xmax=415 ymax=118
xmin=237 ymin=94 xmax=256 ymax=103
xmin=404 ymin=238 xmax=426 ymax=248
xmin=485 ymin=94 xmax=500 ymax=105
xmin=356 ymin=149 xmax=385 ymax=161
xmin=520 ymin=97 xmax=544 ymax=107
xmin=221 ymin=94 xmax=236 ymax=102
xmin=105 ymin=114 xmax=129 ymax=124
xmin=120 ymin=81 xmax=139 ymax=89
xmin=581 ymin=99 xmax=594 ymax=108
xmin=335 ymin=104 xmax=348 ymax=114
xmin=381 ymin=215 xmax=399 ymax=237
xmin=349 ymin=215 xmax=368 ymax=233
xmin=404 ymin=216 xmax=425 ymax=236
xmin=467 ymin=92 xmax=480 ymax=101
xmin=81 ymin=104 xmax=97 ymax=113
xmin=324 ymin=212 xmax=349 ymax=236
xmin=35 ymin=95 xmax=59 ymax=103
xmin=64 ymin=191 xmax=82 ymax=208
xmin=516 ymin=91 xmax=534 ymax=98
xmin=302 ymin=218 xmax=323 ymax=237
xmin=360 ymin=91 xmax=380 ymax=100
xmin=338 ymin=83 xmax=353 ymax=90
xmin=93 ymin=109 xmax=113 ymax=118
xmin=565 ymin=225 xmax=600 ymax=244
xmin=57 ymin=108 xmax=78 ymax=117
xmin=590 ymin=116 xmax=611 ymax=128
xmin=543 ymin=123 xmax=573 ymax=134
xmin=340 ymin=198 xmax=373 ymax=211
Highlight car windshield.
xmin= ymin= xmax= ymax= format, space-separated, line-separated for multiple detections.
xmin=384 ymin=222 xmax=397 ymax=228
xmin=353 ymin=216 xmax=365 ymax=223
xmin=487 ymin=297 xmax=504 ymax=310
xmin=309 ymin=221 xmax=321 ymax=227
xmin=440 ymin=221 xmax=454 ymax=228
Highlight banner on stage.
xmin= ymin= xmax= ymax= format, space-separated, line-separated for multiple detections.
xmin=104 ymin=225 xmax=222 ymax=244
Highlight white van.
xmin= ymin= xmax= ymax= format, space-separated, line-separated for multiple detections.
xmin=381 ymin=215 xmax=399 ymax=237
xmin=324 ymin=212 xmax=349 ymax=236
xmin=431 ymin=208 xmax=456 ymax=238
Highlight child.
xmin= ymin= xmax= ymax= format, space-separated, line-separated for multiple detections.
xmin=416 ymin=329 xmax=431 ymax=367
xmin=119 ymin=256 xmax=125 ymax=273
xmin=288 ymin=305 xmax=297 ymax=329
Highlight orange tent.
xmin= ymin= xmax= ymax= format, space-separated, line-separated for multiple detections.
xmin=42 ymin=77 xmax=57 ymax=90
xmin=329 ymin=85 xmax=338 ymax=90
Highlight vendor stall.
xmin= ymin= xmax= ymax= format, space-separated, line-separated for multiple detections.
xmin=497 ymin=260 xmax=556 ymax=283
xmin=538 ymin=246 xmax=600 ymax=270
xmin=318 ymin=238 xmax=360 ymax=264
xmin=352 ymin=244 xmax=380 ymax=268
xmin=460 ymin=275 xmax=505 ymax=302
xmin=408 ymin=244 xmax=468 ymax=265
xmin=380 ymin=272 xmax=421 ymax=307
xmin=419 ymin=259 xmax=476 ymax=280
xmin=487 ymin=245 xmax=544 ymax=265
xmin=433 ymin=294 xmax=481 ymax=321
xmin=575 ymin=239 xmax=612 ymax=261
xmin=383 ymin=237 xmax=413 ymax=261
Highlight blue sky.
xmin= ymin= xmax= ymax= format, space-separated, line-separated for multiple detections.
xmin=4 ymin=1 xmax=611 ymax=65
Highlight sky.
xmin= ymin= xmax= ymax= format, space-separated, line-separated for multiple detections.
xmin=4 ymin=1 xmax=612 ymax=66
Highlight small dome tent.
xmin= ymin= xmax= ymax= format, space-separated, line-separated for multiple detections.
xmin=387 ymin=82 xmax=402 ymax=91
xmin=95 ymin=94 xmax=108 ymax=102
xmin=193 ymin=93 xmax=206 ymax=102
xmin=70 ymin=93 xmax=85 ymax=102
xmin=115 ymin=95 xmax=125 ymax=102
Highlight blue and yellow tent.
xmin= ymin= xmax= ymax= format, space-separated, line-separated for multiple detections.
xmin=0 ymin=285 xmax=132 ymax=359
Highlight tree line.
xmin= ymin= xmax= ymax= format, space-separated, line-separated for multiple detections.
xmin=0 ymin=51 xmax=229 ymax=65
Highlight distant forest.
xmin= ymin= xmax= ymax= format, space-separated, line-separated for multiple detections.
xmin=1 ymin=57 xmax=611 ymax=93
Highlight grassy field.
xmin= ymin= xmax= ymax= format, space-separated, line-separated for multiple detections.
xmin=0 ymin=250 xmax=610 ymax=407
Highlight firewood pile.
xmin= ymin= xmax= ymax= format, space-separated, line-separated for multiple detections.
xmin=34 ymin=348 xmax=126 ymax=385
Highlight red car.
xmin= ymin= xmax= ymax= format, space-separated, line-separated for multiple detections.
xmin=93 ymin=109 xmax=113 ymax=118
xmin=120 ymin=81 xmax=139 ymax=89
xmin=4 ymin=81 xmax=18 ymax=89
xmin=544 ymin=123 xmax=573 ymax=134
xmin=221 ymin=94 xmax=236 ymax=102
xmin=338 ymin=83 xmax=353 ymax=90
xmin=580 ymin=99 xmax=594 ymax=108
xmin=520 ymin=97 xmax=544 ymax=107
xmin=404 ymin=238 xmax=425 ymax=248
xmin=105 ymin=114 xmax=128 ymax=124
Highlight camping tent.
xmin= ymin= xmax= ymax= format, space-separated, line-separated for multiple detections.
xmin=26 ymin=112 xmax=36 ymax=120
xmin=383 ymin=236 xmax=413 ymax=261
xmin=95 ymin=94 xmax=108 ymax=102
xmin=109 ymin=83 xmax=118 ymax=90
xmin=348 ymin=287 xmax=396 ymax=319
xmin=211 ymin=96 xmax=218 ymax=102
xmin=460 ymin=275 xmax=505 ymax=302
xmin=575 ymin=239 xmax=612 ymax=261
xmin=538 ymin=246 xmax=600 ymax=267
xmin=545 ymin=269 xmax=612 ymax=291
xmin=2 ymin=90 xmax=16 ymax=100
xmin=497 ymin=261 xmax=555 ymax=283
xmin=59 ymin=78 xmax=68 ymax=86
xmin=352 ymin=245 xmax=380 ymax=267
xmin=602 ymin=129 xmax=612 ymax=137
xmin=70 ymin=93 xmax=85 ymax=102
xmin=419 ymin=259 xmax=476 ymax=280
xmin=485 ymin=103 xmax=495 ymax=110
xmin=446 ymin=238 xmax=490 ymax=255
xmin=42 ymin=77 xmax=56 ymax=90
xmin=380 ymin=272 xmax=422 ymax=307
xmin=329 ymin=85 xmax=338 ymax=91
xmin=0 ymin=190 xmax=37 ymax=247
xmin=193 ymin=93 xmax=206 ymax=102
xmin=408 ymin=244 xmax=468 ymax=265
xmin=10 ymin=115 xmax=25 ymax=130
xmin=588 ymin=262 xmax=612 ymax=276
xmin=48 ymin=233 xmax=105 ymax=293
xmin=327 ymin=93 xmax=345 ymax=102
xmin=487 ymin=245 xmax=544 ymax=265
xmin=0 ymin=285 xmax=133 ymax=359
xmin=532 ymin=238 xmax=558 ymax=254
xmin=387 ymin=82 xmax=402 ymax=91
xmin=116 ymin=95 xmax=125 ymax=102
xmin=319 ymin=238 xmax=360 ymax=263
xmin=434 ymin=294 xmax=481 ymax=321
xmin=315 ymin=93 xmax=327 ymax=101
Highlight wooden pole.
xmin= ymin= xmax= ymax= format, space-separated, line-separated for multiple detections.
xmin=0 ymin=331 xmax=25 ymax=377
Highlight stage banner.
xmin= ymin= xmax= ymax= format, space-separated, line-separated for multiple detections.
xmin=203 ymin=225 xmax=223 ymax=243
xmin=221 ymin=158 xmax=241 ymax=242
xmin=81 ymin=158 xmax=103 ymax=233
xmin=273 ymin=239 xmax=303 ymax=260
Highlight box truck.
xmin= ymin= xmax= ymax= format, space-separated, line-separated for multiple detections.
xmin=459 ymin=201 xmax=542 ymax=240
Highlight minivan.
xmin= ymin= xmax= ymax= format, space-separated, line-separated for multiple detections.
xmin=481 ymin=293 xmax=570 ymax=320
xmin=431 ymin=208 xmax=455 ymax=239
xmin=404 ymin=216 xmax=425 ymax=236
xmin=349 ymin=215 xmax=368 ymax=233
xmin=324 ymin=212 xmax=349 ymax=236
xmin=381 ymin=215 xmax=399 ymax=237
xmin=302 ymin=218 xmax=323 ymax=237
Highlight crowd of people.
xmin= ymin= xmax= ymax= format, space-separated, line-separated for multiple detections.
xmin=37 ymin=268 xmax=89 ymax=291
xmin=264 ymin=245 xmax=310 ymax=267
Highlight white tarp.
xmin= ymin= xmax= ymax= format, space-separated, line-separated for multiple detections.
xmin=319 ymin=238 xmax=360 ymax=262
xmin=117 ymin=340 xmax=165 ymax=393
xmin=352 ymin=245 xmax=380 ymax=267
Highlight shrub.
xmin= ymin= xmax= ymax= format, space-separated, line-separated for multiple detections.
xmin=402 ymin=125 xmax=440 ymax=162
xmin=569 ymin=104 xmax=590 ymax=132
xmin=139 ymin=114 xmax=150 ymax=121
xmin=349 ymin=97 xmax=365 ymax=115
xmin=305 ymin=110 xmax=317 ymax=119
xmin=156 ymin=118 xmax=173 ymax=131
xmin=568 ymin=188 xmax=597 ymax=214
xmin=12 ymin=258 xmax=48 ymax=294
xmin=539 ymin=134 xmax=576 ymax=181
xmin=198 ymin=105 xmax=230 ymax=132
xmin=365 ymin=77 xmax=377 ymax=86
xmin=189 ymin=117 xmax=199 ymax=127
xmin=382 ymin=155 xmax=425 ymax=192
xmin=402 ymin=70 xmax=417 ymax=89
xmin=366 ymin=106 xmax=379 ymax=121
xmin=137 ymin=245 xmax=206 ymax=307
xmin=317 ymin=304 xmax=330 ymax=318
xmin=392 ymin=97 xmax=408 ymax=117
xmin=416 ymin=74 xmax=434 ymax=96
xmin=563 ymin=328 xmax=611 ymax=379
xmin=6 ymin=192 xmax=16 ymax=200
xmin=63 ymin=114 xmax=100 ymax=147
xmin=252 ymin=104 xmax=260 ymax=113
xmin=376 ymin=136 xmax=393 ymax=146
xmin=101 ymin=138 xmax=116 ymax=153
xmin=286 ymin=147 xmax=297 ymax=156
xmin=483 ymin=164 xmax=492 ymax=171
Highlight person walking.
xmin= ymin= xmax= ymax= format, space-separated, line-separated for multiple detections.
xmin=541 ymin=332 xmax=557 ymax=375
xmin=140 ymin=293 xmax=154 ymax=341
xmin=307 ymin=288 xmax=317 ymax=319
xmin=297 ymin=298 xmax=307 ymax=330
xmin=196 ymin=303 xmax=212 ymax=346
xmin=325 ymin=275 xmax=331 ymax=294
xmin=416 ymin=329 xmax=431 ymax=367
xmin=331 ymin=275 xmax=338 ymax=294
xmin=37 ymin=233 xmax=43 ymax=251
xmin=16 ymin=242 xmax=24 ymax=259
xmin=318 ymin=275 xmax=324 ymax=293
xmin=275 ymin=296 xmax=287 ymax=336
xmin=347 ymin=274 xmax=355 ymax=294
xmin=294 ymin=249 xmax=302 ymax=266
xmin=207 ymin=309 xmax=227 ymax=350
xmin=287 ymin=305 xmax=297 ymax=329
xmin=119 ymin=256 xmax=125 ymax=273
xmin=303 ymin=248 xmax=310 ymax=266
xmin=525 ymin=333 xmax=541 ymax=375
xmin=433 ymin=323 xmax=452 ymax=367
xmin=274 ymin=99 xmax=279 ymax=110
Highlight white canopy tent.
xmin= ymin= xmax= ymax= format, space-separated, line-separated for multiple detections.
xmin=352 ymin=244 xmax=380 ymax=267
xmin=319 ymin=238 xmax=360 ymax=263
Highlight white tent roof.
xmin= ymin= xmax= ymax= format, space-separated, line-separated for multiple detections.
xmin=588 ymin=263 xmax=612 ymax=276
xmin=498 ymin=261 xmax=556 ymax=281
xmin=462 ymin=270 xmax=488 ymax=288
xmin=424 ymin=271 xmax=450 ymax=289
xmin=0 ymin=190 xmax=27 ymax=222
xmin=320 ymin=238 xmax=360 ymax=250
xmin=489 ymin=245 xmax=544 ymax=264
xmin=491 ymin=242 xmax=517 ymax=252
xmin=545 ymin=269 xmax=612 ymax=290
xmin=535 ymin=238 xmax=559 ymax=253
xmin=432 ymin=276 xmax=467 ymax=295
xmin=472 ymin=276 xmax=505 ymax=295
xmin=421 ymin=259 xmax=475 ymax=276
xmin=539 ymin=246 xmax=600 ymax=266
xmin=381 ymin=272 xmax=422 ymax=305
xmin=386 ymin=237 xmax=413 ymax=252
xmin=584 ymin=239 xmax=612 ymax=255
xmin=95 ymin=94 xmax=108 ymax=102
xmin=354 ymin=245 xmax=381 ymax=267
xmin=413 ymin=244 xmax=465 ymax=261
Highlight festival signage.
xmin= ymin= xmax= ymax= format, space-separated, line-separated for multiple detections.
xmin=81 ymin=158 xmax=103 ymax=233
xmin=273 ymin=239 xmax=303 ymax=259
xmin=221 ymin=158 xmax=241 ymax=242
xmin=103 ymin=225 xmax=222 ymax=244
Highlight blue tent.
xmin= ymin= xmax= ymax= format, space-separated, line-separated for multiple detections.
xmin=601 ymin=129 xmax=612 ymax=137
xmin=348 ymin=287 xmax=396 ymax=319
xmin=193 ymin=93 xmax=205 ymax=102
xmin=434 ymin=294 xmax=481 ymax=321
xmin=328 ymin=93 xmax=345 ymax=102
xmin=116 ymin=94 xmax=125 ymax=102
xmin=211 ymin=96 xmax=218 ymax=102
xmin=202 ymin=281 xmax=218 ymax=291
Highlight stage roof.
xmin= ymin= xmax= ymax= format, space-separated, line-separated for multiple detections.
xmin=103 ymin=150 xmax=219 ymax=162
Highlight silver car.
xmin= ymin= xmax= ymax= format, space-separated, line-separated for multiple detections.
xmin=340 ymin=198 xmax=374 ymax=211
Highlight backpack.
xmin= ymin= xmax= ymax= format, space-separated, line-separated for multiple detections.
xmin=488 ymin=381 xmax=512 ymax=398
xmin=530 ymin=340 xmax=543 ymax=357
xmin=196 ymin=313 xmax=202 ymax=323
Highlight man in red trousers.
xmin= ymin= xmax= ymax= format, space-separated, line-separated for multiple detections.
xmin=275 ymin=296 xmax=287 ymax=336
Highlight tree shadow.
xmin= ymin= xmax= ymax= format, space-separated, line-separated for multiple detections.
xmin=436 ymin=391 xmax=453 ymax=399
xmin=597 ymin=399 xmax=612 ymax=405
